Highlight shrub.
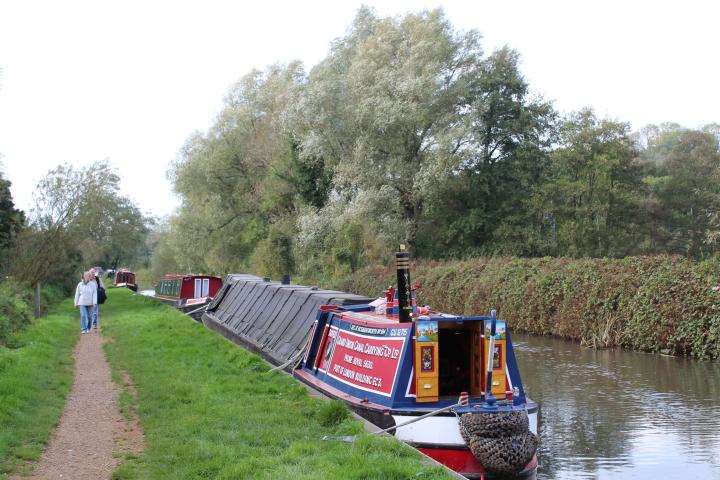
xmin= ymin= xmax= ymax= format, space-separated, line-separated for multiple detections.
xmin=0 ymin=279 xmax=34 ymax=346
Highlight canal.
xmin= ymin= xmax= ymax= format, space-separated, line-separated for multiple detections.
xmin=514 ymin=334 xmax=720 ymax=479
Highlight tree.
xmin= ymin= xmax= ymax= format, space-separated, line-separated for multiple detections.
xmin=10 ymin=160 xmax=149 ymax=315
xmin=533 ymin=109 xmax=642 ymax=257
xmin=168 ymin=63 xmax=306 ymax=274
xmin=636 ymin=124 xmax=720 ymax=256
xmin=423 ymin=47 xmax=557 ymax=256
xmin=294 ymin=8 xmax=484 ymax=255
xmin=0 ymin=167 xmax=25 ymax=268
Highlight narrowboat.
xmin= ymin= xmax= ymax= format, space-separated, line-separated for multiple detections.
xmin=155 ymin=274 xmax=223 ymax=320
xmin=113 ymin=268 xmax=138 ymax=292
xmin=201 ymin=249 xmax=538 ymax=479
xmin=294 ymin=247 xmax=538 ymax=479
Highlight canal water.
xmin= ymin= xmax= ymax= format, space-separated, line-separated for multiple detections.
xmin=513 ymin=334 xmax=720 ymax=479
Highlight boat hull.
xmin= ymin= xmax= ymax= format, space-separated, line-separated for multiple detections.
xmin=114 ymin=282 xmax=137 ymax=292
xmin=156 ymin=296 xmax=212 ymax=321
xmin=295 ymin=368 xmax=538 ymax=479
xmin=418 ymin=448 xmax=537 ymax=479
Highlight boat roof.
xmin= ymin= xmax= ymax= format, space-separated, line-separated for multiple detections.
xmin=159 ymin=273 xmax=222 ymax=281
xmin=336 ymin=308 xmax=469 ymax=326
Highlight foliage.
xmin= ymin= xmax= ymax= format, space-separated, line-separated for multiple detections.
xmin=532 ymin=109 xmax=642 ymax=257
xmin=0 ymin=170 xmax=24 ymax=269
xmin=333 ymin=255 xmax=720 ymax=360
xmin=9 ymin=161 xmax=150 ymax=308
xmin=422 ymin=46 xmax=557 ymax=257
xmin=0 ymin=298 xmax=76 ymax=477
xmin=0 ymin=279 xmax=70 ymax=346
xmin=0 ymin=280 xmax=33 ymax=346
xmin=101 ymin=289 xmax=451 ymax=480
xmin=162 ymin=64 xmax=306 ymax=276
xmin=161 ymin=6 xmax=720 ymax=282
xmin=295 ymin=8 xmax=484 ymax=253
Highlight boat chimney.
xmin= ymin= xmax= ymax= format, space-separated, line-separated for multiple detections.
xmin=281 ymin=274 xmax=290 ymax=285
xmin=395 ymin=245 xmax=413 ymax=323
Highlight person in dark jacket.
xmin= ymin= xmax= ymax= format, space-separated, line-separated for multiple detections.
xmin=89 ymin=267 xmax=105 ymax=330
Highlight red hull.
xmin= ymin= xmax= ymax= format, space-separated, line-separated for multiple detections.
xmin=417 ymin=447 xmax=537 ymax=479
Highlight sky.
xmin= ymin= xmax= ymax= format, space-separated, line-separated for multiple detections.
xmin=0 ymin=0 xmax=718 ymax=218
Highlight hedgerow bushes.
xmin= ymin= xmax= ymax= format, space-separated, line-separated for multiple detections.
xmin=0 ymin=280 xmax=34 ymax=346
xmin=333 ymin=256 xmax=720 ymax=360
xmin=0 ymin=280 xmax=69 ymax=347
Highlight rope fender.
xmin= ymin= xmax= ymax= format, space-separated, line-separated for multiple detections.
xmin=458 ymin=410 xmax=537 ymax=476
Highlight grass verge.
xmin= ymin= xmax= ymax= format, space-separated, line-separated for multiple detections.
xmin=101 ymin=288 xmax=451 ymax=480
xmin=0 ymin=300 xmax=78 ymax=478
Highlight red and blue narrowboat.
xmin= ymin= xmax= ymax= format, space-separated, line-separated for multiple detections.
xmin=113 ymin=268 xmax=138 ymax=292
xmin=294 ymin=247 xmax=538 ymax=479
xmin=155 ymin=274 xmax=223 ymax=320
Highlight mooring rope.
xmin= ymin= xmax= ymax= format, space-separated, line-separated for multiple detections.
xmin=184 ymin=305 xmax=208 ymax=316
xmin=323 ymin=402 xmax=462 ymax=442
xmin=267 ymin=347 xmax=306 ymax=373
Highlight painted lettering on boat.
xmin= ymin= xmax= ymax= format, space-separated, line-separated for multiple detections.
xmin=325 ymin=327 xmax=407 ymax=396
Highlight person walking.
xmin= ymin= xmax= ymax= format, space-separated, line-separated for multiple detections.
xmin=74 ymin=271 xmax=97 ymax=334
xmin=89 ymin=267 xmax=105 ymax=330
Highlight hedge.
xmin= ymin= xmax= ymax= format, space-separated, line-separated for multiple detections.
xmin=331 ymin=256 xmax=720 ymax=360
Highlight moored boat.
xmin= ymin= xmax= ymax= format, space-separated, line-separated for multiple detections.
xmin=155 ymin=274 xmax=223 ymax=320
xmin=113 ymin=268 xmax=138 ymax=292
xmin=200 ymin=249 xmax=538 ymax=479
xmin=294 ymin=247 xmax=538 ymax=479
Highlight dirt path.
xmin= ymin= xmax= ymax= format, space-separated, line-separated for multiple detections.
xmin=22 ymin=330 xmax=143 ymax=480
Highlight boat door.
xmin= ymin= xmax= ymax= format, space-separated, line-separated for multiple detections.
xmin=194 ymin=279 xmax=202 ymax=298
xmin=414 ymin=319 xmax=439 ymax=402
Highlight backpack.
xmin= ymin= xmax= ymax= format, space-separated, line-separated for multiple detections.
xmin=96 ymin=277 xmax=107 ymax=304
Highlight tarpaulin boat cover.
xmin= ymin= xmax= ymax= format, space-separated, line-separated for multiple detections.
xmin=202 ymin=274 xmax=372 ymax=367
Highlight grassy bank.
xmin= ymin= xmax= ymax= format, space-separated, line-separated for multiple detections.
xmin=332 ymin=255 xmax=720 ymax=360
xmin=0 ymin=300 xmax=77 ymax=478
xmin=101 ymin=289 xmax=451 ymax=479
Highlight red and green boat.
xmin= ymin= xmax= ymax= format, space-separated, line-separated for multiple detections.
xmin=155 ymin=274 xmax=223 ymax=320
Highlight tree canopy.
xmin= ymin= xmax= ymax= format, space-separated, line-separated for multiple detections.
xmin=10 ymin=161 xmax=150 ymax=291
xmin=154 ymin=7 xmax=720 ymax=282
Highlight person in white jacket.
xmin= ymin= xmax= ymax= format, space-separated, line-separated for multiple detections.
xmin=74 ymin=271 xmax=97 ymax=334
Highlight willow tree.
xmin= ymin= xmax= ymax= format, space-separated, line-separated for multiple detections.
xmin=293 ymin=8 xmax=483 ymax=257
xmin=168 ymin=63 xmax=306 ymax=275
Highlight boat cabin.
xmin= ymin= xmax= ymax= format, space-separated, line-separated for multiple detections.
xmin=298 ymin=306 xmax=521 ymax=409
xmin=113 ymin=269 xmax=137 ymax=291
xmin=156 ymin=274 xmax=222 ymax=301
xmin=294 ymin=247 xmax=537 ymax=478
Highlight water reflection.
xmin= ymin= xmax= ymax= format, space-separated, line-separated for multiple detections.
xmin=513 ymin=334 xmax=720 ymax=479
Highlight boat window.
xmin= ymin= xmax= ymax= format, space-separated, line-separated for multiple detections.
xmin=194 ymin=279 xmax=202 ymax=298
xmin=202 ymin=278 xmax=210 ymax=297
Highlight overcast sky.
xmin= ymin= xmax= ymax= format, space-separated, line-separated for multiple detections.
xmin=1 ymin=0 xmax=718 ymax=218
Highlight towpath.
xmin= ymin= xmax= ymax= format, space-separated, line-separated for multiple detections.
xmin=16 ymin=329 xmax=143 ymax=480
